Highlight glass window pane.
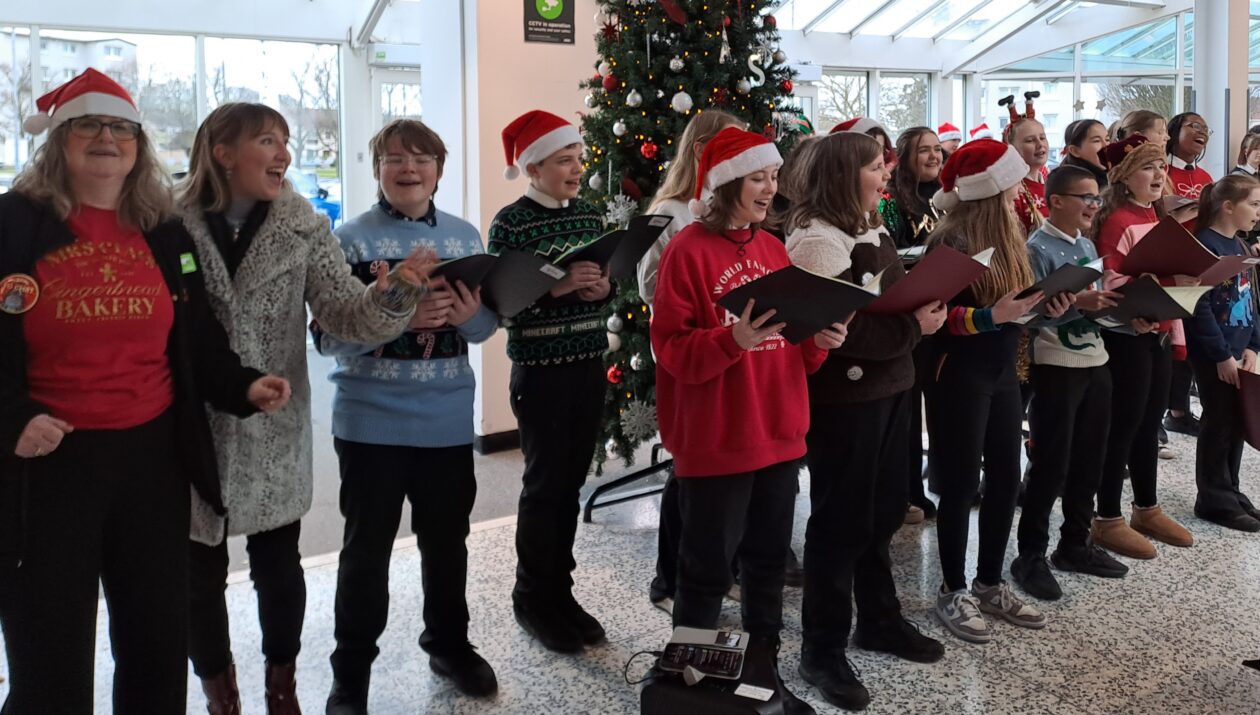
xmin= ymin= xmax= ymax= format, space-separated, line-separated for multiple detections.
xmin=1185 ymin=12 xmax=1194 ymax=69
xmin=0 ymin=27 xmax=32 ymax=182
xmin=996 ymin=47 xmax=1075 ymax=74
xmin=1081 ymin=17 xmax=1176 ymax=72
xmin=878 ymin=73 xmax=928 ymax=137
xmin=861 ymin=0 xmax=938 ymax=36
xmin=1081 ymin=76 xmax=1176 ymax=136
xmin=945 ymin=1 xmax=1025 ymax=41
xmin=979 ymin=78 xmax=1074 ymax=160
xmin=816 ymin=70 xmax=868 ymax=133
xmin=205 ymin=38 xmax=341 ymax=224
xmin=812 ymin=0 xmax=888 ymax=34
xmin=899 ymin=0 xmax=988 ymax=39
xmin=381 ymin=80 xmax=422 ymax=124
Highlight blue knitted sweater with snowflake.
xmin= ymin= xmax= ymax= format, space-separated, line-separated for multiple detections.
xmin=315 ymin=202 xmax=498 ymax=448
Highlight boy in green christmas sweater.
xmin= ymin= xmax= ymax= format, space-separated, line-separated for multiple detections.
xmin=488 ymin=110 xmax=612 ymax=654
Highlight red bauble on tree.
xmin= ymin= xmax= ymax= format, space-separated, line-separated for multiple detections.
xmin=602 ymin=74 xmax=620 ymax=92
xmin=763 ymin=122 xmax=777 ymax=140
xmin=781 ymin=79 xmax=793 ymax=94
xmin=764 ymin=14 xmax=778 ymax=29
xmin=712 ymin=87 xmax=729 ymax=106
xmin=723 ymin=16 xmax=732 ymax=28
xmin=607 ymin=365 xmax=624 ymax=384
xmin=640 ymin=141 xmax=659 ymax=160
xmin=620 ymin=176 xmax=644 ymax=201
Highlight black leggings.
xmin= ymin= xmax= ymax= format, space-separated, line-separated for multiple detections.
xmin=1097 ymin=332 xmax=1170 ymax=518
xmin=926 ymin=357 xmax=1022 ymax=591
xmin=1192 ymin=358 xmax=1257 ymax=517
xmin=188 ymin=521 xmax=306 ymax=678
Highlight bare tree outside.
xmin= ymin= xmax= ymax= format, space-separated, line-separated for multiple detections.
xmin=879 ymin=74 xmax=929 ymax=137
xmin=817 ymin=71 xmax=867 ymax=133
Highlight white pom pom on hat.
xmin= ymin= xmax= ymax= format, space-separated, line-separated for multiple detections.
xmin=688 ymin=197 xmax=709 ymax=218
xmin=22 ymin=112 xmax=51 ymax=135
xmin=501 ymin=110 xmax=583 ymax=181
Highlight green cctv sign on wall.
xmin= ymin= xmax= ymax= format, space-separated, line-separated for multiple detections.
xmin=525 ymin=0 xmax=575 ymax=44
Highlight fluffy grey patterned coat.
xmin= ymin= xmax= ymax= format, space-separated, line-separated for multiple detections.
xmin=183 ymin=187 xmax=412 ymax=545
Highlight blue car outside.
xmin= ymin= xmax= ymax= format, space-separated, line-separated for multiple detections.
xmin=286 ymin=169 xmax=341 ymax=226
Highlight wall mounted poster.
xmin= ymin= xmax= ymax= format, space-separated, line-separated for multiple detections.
xmin=525 ymin=0 xmax=575 ymax=44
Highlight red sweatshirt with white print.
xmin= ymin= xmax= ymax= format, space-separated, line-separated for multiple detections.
xmin=651 ymin=222 xmax=827 ymax=477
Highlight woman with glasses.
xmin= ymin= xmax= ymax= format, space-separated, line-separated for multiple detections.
xmin=177 ymin=103 xmax=433 ymax=713
xmin=0 ymin=69 xmax=291 ymax=712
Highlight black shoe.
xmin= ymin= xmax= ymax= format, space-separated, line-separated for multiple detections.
xmin=557 ymin=595 xmax=606 ymax=645
xmin=429 ymin=643 xmax=498 ymax=697
xmin=1163 ymin=411 xmax=1200 ymax=436
xmin=785 ymin=548 xmax=804 ymax=588
xmin=852 ymin=616 xmax=944 ymax=664
xmin=1051 ymin=544 xmax=1129 ymax=578
xmin=1243 ymin=502 xmax=1260 ymax=523
xmin=1010 ymin=553 xmax=1062 ymax=601
xmin=648 ymin=575 xmax=673 ymax=604
xmin=325 ymin=680 xmax=368 ymax=715
xmin=909 ymin=496 xmax=937 ymax=519
xmin=1194 ymin=504 xmax=1260 ymax=532
xmin=798 ymin=644 xmax=869 ymax=712
xmin=513 ymin=600 xmax=583 ymax=653
xmin=753 ymin=635 xmax=815 ymax=715
xmin=1158 ymin=425 xmax=1169 ymax=445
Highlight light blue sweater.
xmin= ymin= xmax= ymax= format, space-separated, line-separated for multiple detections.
xmin=316 ymin=202 xmax=497 ymax=448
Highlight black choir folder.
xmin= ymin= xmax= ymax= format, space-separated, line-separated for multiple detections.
xmin=1017 ymin=258 xmax=1104 ymax=317
xmin=863 ymin=246 xmax=993 ymax=315
xmin=1084 ymin=275 xmax=1210 ymax=327
xmin=556 ymin=214 xmax=673 ymax=280
xmin=1240 ymin=371 xmax=1260 ymax=451
xmin=479 ymin=249 xmax=566 ymax=319
xmin=430 ymin=254 xmax=498 ymax=291
xmin=1120 ymin=215 xmax=1260 ymax=284
xmin=716 ymin=266 xmax=879 ymax=345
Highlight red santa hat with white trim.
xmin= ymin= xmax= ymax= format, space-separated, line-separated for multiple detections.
xmin=937 ymin=122 xmax=962 ymax=143
xmin=22 ymin=68 xmax=140 ymax=135
xmin=500 ymin=109 xmax=583 ymax=180
xmin=969 ymin=123 xmax=994 ymax=141
xmin=931 ymin=139 xmax=1028 ymax=213
xmin=689 ymin=127 xmax=783 ymax=218
xmin=829 ymin=116 xmax=885 ymax=137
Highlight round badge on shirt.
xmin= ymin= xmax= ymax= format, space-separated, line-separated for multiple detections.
xmin=0 ymin=274 xmax=39 ymax=315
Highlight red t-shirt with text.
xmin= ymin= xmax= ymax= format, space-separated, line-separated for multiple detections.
xmin=23 ymin=205 xmax=174 ymax=429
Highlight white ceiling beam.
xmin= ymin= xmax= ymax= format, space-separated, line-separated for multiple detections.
xmin=353 ymin=0 xmax=390 ymax=49
xmin=1045 ymin=1 xmax=1082 ymax=24
xmin=802 ymin=0 xmax=849 ymax=35
xmin=891 ymin=3 xmax=943 ymax=42
xmin=933 ymin=0 xmax=995 ymax=43
xmin=847 ymin=0 xmax=899 ymax=37
xmin=1087 ymin=0 xmax=1165 ymax=7
xmin=944 ymin=0 xmax=1071 ymax=76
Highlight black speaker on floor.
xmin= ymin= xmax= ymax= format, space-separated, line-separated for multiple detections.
xmin=639 ymin=636 xmax=785 ymax=715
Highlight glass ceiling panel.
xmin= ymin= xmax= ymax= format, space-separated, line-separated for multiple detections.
xmin=811 ymin=0 xmax=888 ymax=34
xmin=997 ymin=47 xmax=1075 ymax=74
xmin=944 ymin=1 xmax=1026 ymax=41
xmin=1081 ymin=16 xmax=1176 ymax=72
xmin=772 ymin=0 xmax=845 ymax=32
xmin=860 ymin=0 xmax=938 ymax=36
xmin=898 ymin=0 xmax=988 ymax=39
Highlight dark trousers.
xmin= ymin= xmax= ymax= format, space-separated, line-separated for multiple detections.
xmin=1019 ymin=365 xmax=1113 ymax=557
xmin=1192 ymin=359 xmax=1256 ymax=516
xmin=1098 ymin=332 xmax=1170 ymax=518
xmin=510 ymin=359 xmax=605 ymax=603
xmin=802 ymin=393 xmax=908 ymax=650
xmin=1169 ymin=358 xmax=1193 ymax=413
xmin=652 ymin=474 xmax=683 ymax=600
xmin=329 ymin=440 xmax=477 ymax=686
xmin=927 ymin=361 xmax=1023 ymax=590
xmin=673 ymin=460 xmax=798 ymax=637
xmin=188 ymin=520 xmax=305 ymax=677
xmin=906 ymin=341 xmax=931 ymax=503
xmin=0 ymin=411 xmax=188 ymax=714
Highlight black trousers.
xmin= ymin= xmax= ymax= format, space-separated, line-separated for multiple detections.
xmin=188 ymin=520 xmax=305 ymax=678
xmin=802 ymin=393 xmax=908 ymax=650
xmin=1192 ymin=358 xmax=1256 ymax=517
xmin=926 ymin=359 xmax=1023 ymax=591
xmin=1019 ymin=365 xmax=1113 ymax=557
xmin=652 ymin=474 xmax=683 ymax=600
xmin=510 ymin=359 xmax=605 ymax=603
xmin=673 ymin=460 xmax=798 ymax=637
xmin=1098 ymin=332 xmax=1170 ymax=518
xmin=1169 ymin=358 xmax=1194 ymax=413
xmin=329 ymin=440 xmax=477 ymax=686
xmin=906 ymin=341 xmax=931 ymax=503
xmin=0 ymin=410 xmax=188 ymax=714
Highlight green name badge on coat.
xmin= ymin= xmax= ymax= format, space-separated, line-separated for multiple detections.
xmin=180 ymin=252 xmax=198 ymax=274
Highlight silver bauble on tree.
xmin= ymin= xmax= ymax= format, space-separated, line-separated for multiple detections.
xmin=607 ymin=315 xmax=625 ymax=333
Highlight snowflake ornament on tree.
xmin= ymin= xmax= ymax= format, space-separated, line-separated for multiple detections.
xmin=604 ymin=194 xmax=638 ymax=227
xmin=621 ymin=400 xmax=659 ymax=442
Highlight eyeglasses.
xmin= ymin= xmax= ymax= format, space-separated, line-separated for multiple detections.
xmin=1186 ymin=121 xmax=1214 ymax=136
xmin=1062 ymin=193 xmax=1103 ymax=208
xmin=67 ymin=117 xmax=141 ymax=141
xmin=380 ymin=154 xmax=437 ymax=168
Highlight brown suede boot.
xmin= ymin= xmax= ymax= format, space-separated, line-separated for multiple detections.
xmin=265 ymin=662 xmax=302 ymax=715
xmin=1131 ymin=504 xmax=1194 ymax=547
xmin=200 ymin=664 xmax=242 ymax=715
xmin=1091 ymin=516 xmax=1156 ymax=559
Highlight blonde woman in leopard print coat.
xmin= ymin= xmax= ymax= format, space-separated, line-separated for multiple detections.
xmin=176 ymin=103 xmax=431 ymax=710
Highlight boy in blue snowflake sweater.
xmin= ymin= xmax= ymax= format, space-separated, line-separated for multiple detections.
xmin=314 ymin=120 xmax=499 ymax=707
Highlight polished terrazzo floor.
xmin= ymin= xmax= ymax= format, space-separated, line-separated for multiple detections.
xmin=12 ymin=429 xmax=1260 ymax=714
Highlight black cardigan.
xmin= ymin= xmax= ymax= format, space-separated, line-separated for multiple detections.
xmin=0 ymin=191 xmax=263 ymax=514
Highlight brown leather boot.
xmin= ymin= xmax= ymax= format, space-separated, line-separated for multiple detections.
xmin=200 ymin=664 xmax=242 ymax=715
xmin=1131 ymin=504 xmax=1194 ymax=547
xmin=1091 ymin=516 xmax=1156 ymax=559
xmin=265 ymin=661 xmax=303 ymax=715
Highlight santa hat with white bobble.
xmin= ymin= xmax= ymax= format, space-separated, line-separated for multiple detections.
xmin=969 ymin=123 xmax=994 ymax=141
xmin=22 ymin=68 xmax=140 ymax=135
xmin=937 ymin=122 xmax=962 ymax=143
xmin=829 ymin=116 xmax=886 ymax=137
xmin=500 ymin=109 xmax=583 ymax=180
xmin=689 ymin=126 xmax=783 ymax=218
xmin=931 ymin=139 xmax=1028 ymax=213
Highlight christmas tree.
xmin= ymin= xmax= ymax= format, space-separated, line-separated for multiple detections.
xmin=580 ymin=0 xmax=802 ymax=472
